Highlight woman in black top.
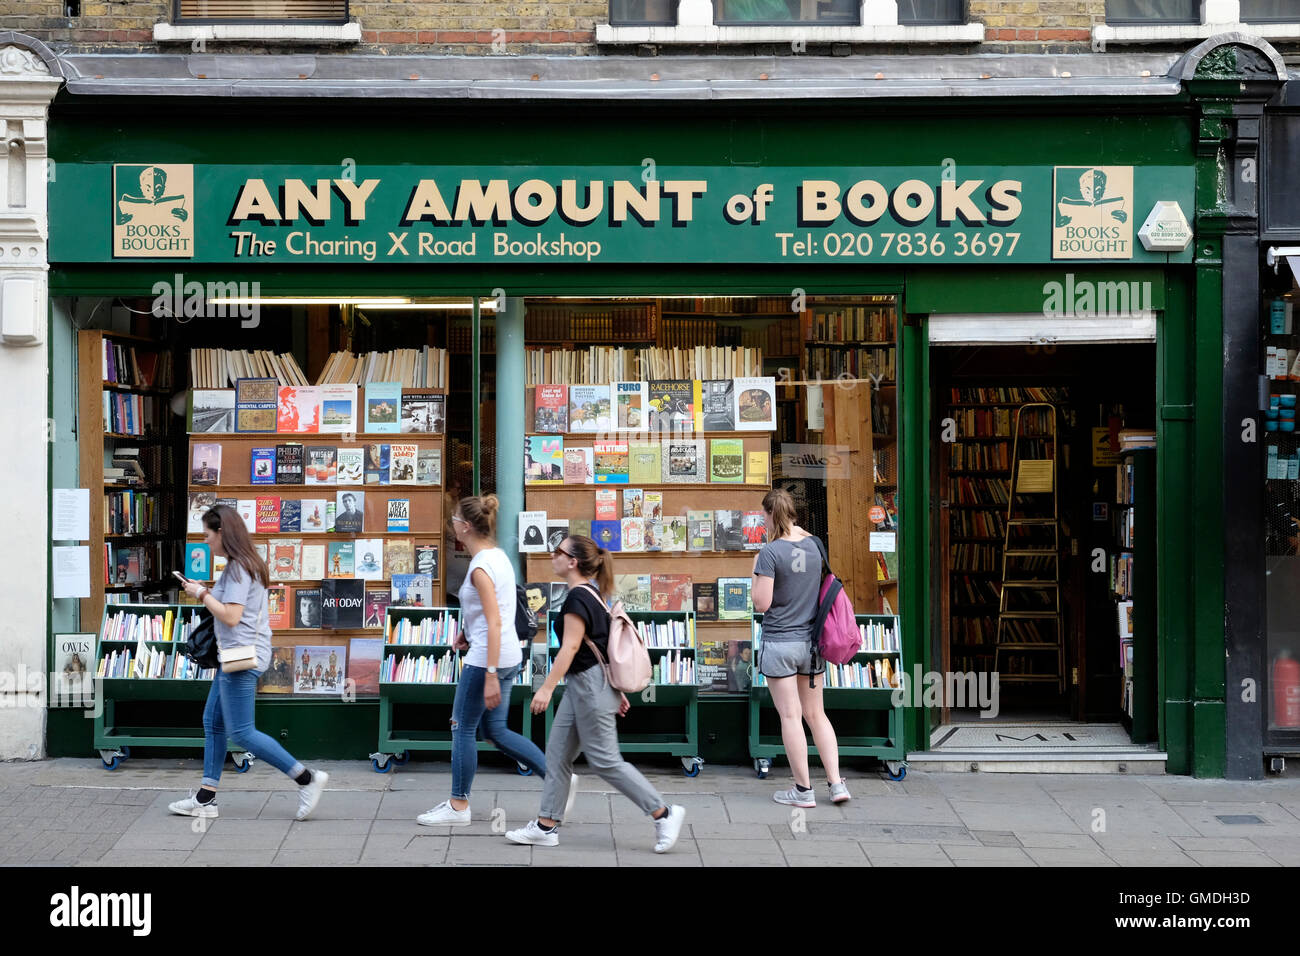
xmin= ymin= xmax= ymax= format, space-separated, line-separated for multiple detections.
xmin=504 ymin=534 xmax=685 ymax=854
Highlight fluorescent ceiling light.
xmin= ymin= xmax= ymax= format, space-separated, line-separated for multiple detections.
xmin=205 ymin=296 xmax=497 ymax=309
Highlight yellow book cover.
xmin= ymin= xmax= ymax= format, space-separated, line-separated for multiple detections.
xmin=162 ymin=610 xmax=173 ymax=643
xmin=746 ymin=451 xmax=769 ymax=485
xmin=692 ymin=380 xmax=704 ymax=431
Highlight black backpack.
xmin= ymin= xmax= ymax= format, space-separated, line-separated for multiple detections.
xmin=515 ymin=585 xmax=539 ymax=644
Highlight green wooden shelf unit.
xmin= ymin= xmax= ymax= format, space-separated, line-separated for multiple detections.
xmin=93 ymin=602 xmax=252 ymax=772
xmin=374 ymin=606 xmax=538 ymax=774
xmin=543 ymin=610 xmax=704 ymax=776
xmin=747 ymin=613 xmax=907 ymax=781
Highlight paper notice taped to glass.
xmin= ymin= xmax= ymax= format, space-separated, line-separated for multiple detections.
xmin=869 ymin=532 xmax=896 ymax=553
xmin=52 ymin=546 xmax=91 ymax=599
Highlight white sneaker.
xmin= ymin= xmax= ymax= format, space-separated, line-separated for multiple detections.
xmin=653 ymin=805 xmax=686 ymax=854
xmin=168 ymin=792 xmax=218 ymax=818
xmin=505 ymin=819 xmax=559 ymax=847
xmin=417 ymin=801 xmax=472 ymax=827
xmin=295 ymin=769 xmax=328 ymax=821
xmin=563 ymin=774 xmax=579 ymax=820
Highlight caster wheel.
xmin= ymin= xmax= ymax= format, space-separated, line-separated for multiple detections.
xmin=886 ymin=764 xmax=906 ymax=782
xmin=681 ymin=757 xmax=703 ymax=777
xmin=119 ymin=746 xmax=131 ymax=759
xmin=101 ymin=756 xmax=121 ymax=771
xmin=371 ymin=757 xmax=393 ymax=774
xmin=516 ymin=763 xmax=533 ymax=776
xmin=234 ymin=757 xmax=252 ymax=774
xmin=393 ymin=751 xmax=411 ymax=767
xmin=683 ymin=764 xmax=701 ymax=778
xmin=754 ymin=758 xmax=770 ymax=779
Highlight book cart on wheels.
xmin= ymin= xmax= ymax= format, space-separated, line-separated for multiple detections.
xmin=543 ymin=609 xmax=704 ymax=777
xmin=93 ymin=602 xmax=254 ymax=772
xmin=374 ymin=605 xmax=539 ymax=774
xmin=748 ymin=613 xmax=906 ymax=781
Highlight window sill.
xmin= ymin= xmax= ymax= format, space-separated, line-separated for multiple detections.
xmin=595 ymin=22 xmax=984 ymax=44
xmin=153 ymin=22 xmax=362 ymax=43
xmin=1094 ymin=21 xmax=1300 ymax=44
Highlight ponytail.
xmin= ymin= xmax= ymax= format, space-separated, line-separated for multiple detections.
xmin=456 ymin=494 xmax=499 ymax=541
xmin=566 ymin=534 xmax=615 ymax=600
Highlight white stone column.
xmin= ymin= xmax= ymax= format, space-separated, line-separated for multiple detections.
xmin=0 ymin=37 xmax=62 ymax=759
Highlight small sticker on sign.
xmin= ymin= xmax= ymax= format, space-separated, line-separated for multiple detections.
xmin=869 ymin=505 xmax=886 ymax=524
xmin=869 ymin=532 xmax=896 ymax=552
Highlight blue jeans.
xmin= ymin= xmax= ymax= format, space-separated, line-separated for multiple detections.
xmin=451 ymin=663 xmax=548 ymax=800
xmin=202 ymin=669 xmax=305 ymax=787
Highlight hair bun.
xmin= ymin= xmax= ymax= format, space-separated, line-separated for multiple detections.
xmin=481 ymin=494 xmax=500 ymax=516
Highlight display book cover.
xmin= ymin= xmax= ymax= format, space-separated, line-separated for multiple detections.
xmin=525 ymin=435 xmax=564 ymax=484
xmin=534 ymin=384 xmax=569 ymax=434
xmin=321 ymin=578 xmax=365 ymax=629
xmin=390 ymin=573 xmax=434 ymax=607
xmin=250 ymin=447 xmax=276 ymax=484
xmin=568 ymin=384 xmax=611 ymax=432
xmin=717 ymin=577 xmax=753 ymax=620
xmin=519 ymin=510 xmax=548 ymax=553
xmin=590 ymin=519 xmax=622 ymax=552
xmin=364 ymin=382 xmax=402 ymax=434
xmin=234 ymin=377 xmax=278 ymax=433
xmin=593 ymin=439 xmax=629 ymax=484
xmin=400 ymin=390 xmax=445 ymax=434
xmin=292 ymin=644 xmax=346 ymax=695
xmin=275 ymin=443 xmax=305 ymax=484
xmin=646 ymin=380 xmax=694 ymax=433
xmin=693 ymin=582 xmax=718 ymax=621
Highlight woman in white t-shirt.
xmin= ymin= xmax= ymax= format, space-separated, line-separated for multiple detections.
xmin=417 ymin=494 xmax=548 ymax=826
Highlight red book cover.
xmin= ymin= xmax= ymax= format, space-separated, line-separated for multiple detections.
xmin=534 ymin=384 xmax=569 ymax=433
xmin=255 ymin=496 xmax=281 ymax=533
xmin=651 ymin=574 xmax=693 ymax=612
xmin=595 ymin=488 xmax=618 ymax=522
xmin=267 ymin=585 xmax=290 ymax=629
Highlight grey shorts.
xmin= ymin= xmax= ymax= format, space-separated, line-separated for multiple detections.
xmin=758 ymin=640 xmax=825 ymax=679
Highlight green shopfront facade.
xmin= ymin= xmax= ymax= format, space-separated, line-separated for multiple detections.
xmin=43 ymin=80 xmax=1235 ymax=776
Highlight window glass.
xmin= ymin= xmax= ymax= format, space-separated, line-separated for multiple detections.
xmin=609 ymin=0 xmax=678 ymax=25
xmin=714 ymin=0 xmax=858 ymax=25
xmin=1241 ymin=0 xmax=1294 ymax=22
xmin=897 ymin=0 xmax=964 ymax=25
xmin=1104 ymin=0 xmax=1199 ymax=23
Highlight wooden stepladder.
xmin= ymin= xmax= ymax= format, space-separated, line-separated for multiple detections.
xmin=994 ymin=403 xmax=1064 ymax=692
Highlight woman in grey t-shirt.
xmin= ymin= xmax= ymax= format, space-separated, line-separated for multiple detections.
xmin=751 ymin=488 xmax=851 ymax=809
xmin=169 ymin=504 xmax=328 ymax=822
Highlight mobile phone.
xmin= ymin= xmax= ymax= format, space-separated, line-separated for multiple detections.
xmin=171 ymin=571 xmax=188 ymax=582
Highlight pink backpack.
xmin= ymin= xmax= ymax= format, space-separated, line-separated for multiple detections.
xmin=582 ymin=584 xmax=653 ymax=693
xmin=809 ymin=537 xmax=861 ymax=668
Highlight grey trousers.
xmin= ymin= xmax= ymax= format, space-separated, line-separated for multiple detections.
xmin=538 ymin=665 xmax=665 ymax=822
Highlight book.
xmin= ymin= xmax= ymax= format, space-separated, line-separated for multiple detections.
xmin=185 ymin=542 xmax=211 ymax=579
xmin=187 ymin=389 xmax=235 ymax=433
xmin=569 ymin=519 xmax=591 ymax=541
xmin=364 ymin=382 xmax=402 ymax=433
xmin=321 ymin=578 xmax=365 ymax=628
xmin=562 ymin=447 xmax=594 ymax=484
xmin=279 ymin=498 xmax=302 ymax=533
xmin=742 ymin=510 xmax=767 ymax=550
xmin=236 ymin=499 xmax=257 ymax=534
xmin=187 ymin=492 xmax=216 ymax=533
xmin=391 ymin=573 xmax=433 ymax=607
xmin=275 ymin=443 xmax=305 ymax=484
xmin=710 ymin=438 xmax=745 ymax=483
xmin=389 ymin=443 xmax=419 ymax=484
xmin=336 ymin=447 xmax=365 ymax=485
xmin=300 ymin=498 xmax=329 ymax=533
xmin=387 ymin=497 xmax=410 ymax=532
xmin=594 ymin=488 xmax=618 ymax=521
xmin=364 ymin=443 xmax=390 ymax=485
xmin=662 ymin=439 xmax=706 ymax=483
xmin=545 ymin=521 xmax=569 ymax=554
xmin=294 ymin=644 xmax=344 ymax=694
xmin=348 ymin=637 xmax=383 ymax=695
xmin=292 ymin=588 xmax=322 ymax=628
xmin=267 ymin=538 xmax=302 ymax=582
xmin=305 ymin=446 xmax=337 ymax=485
xmin=258 ymin=647 xmax=296 ymax=695
xmin=277 ymin=385 xmax=320 ymax=434
xmin=250 ymin=447 xmax=277 ymax=485
xmin=698 ymin=638 xmax=727 ymax=691
xmin=327 ymin=541 xmax=355 ymax=577
xmin=714 ymin=510 xmax=745 ymax=551
xmin=415 ymin=544 xmax=439 ymax=579
xmin=697 ymin=379 xmax=736 ymax=431
xmin=363 ymin=588 xmax=391 ymax=629
xmin=642 ymin=491 xmax=664 ymax=522
xmin=334 ymin=491 xmax=365 ymax=534
xmin=522 ymin=582 xmax=549 ymax=620
xmin=525 ymin=436 xmax=564 ymax=484
xmin=549 ymin=582 xmax=569 ymax=616
xmin=533 ymin=384 xmax=569 ymax=434
xmin=301 ymin=543 xmax=326 ymax=580
xmin=623 ymin=488 xmax=644 ymax=518
xmin=191 ymin=442 xmax=221 ymax=485
xmin=688 ymin=510 xmax=714 ymax=551
xmin=614 ymin=573 xmax=652 ymax=613
xmin=621 ymin=517 xmax=645 ymax=552
xmin=647 ymin=380 xmax=694 ymax=433
xmin=317 ymin=383 xmax=359 ymax=434
xmin=664 ymin=515 xmax=688 ymax=552
xmin=267 ymin=585 xmax=290 ymax=629
xmin=590 ymin=519 xmax=622 ymax=552
xmin=594 ymin=440 xmax=630 ymax=484
xmin=400 ymin=389 xmax=442 ymax=434
xmin=385 ymin=538 xmax=414 ymax=575
xmin=519 ymin=510 xmax=548 ymax=552
xmin=693 ymin=581 xmax=718 ymax=621
xmin=614 ymin=381 xmax=647 ymax=431
xmin=255 ymin=496 xmax=281 ymax=533
xmin=234 ymin=377 xmax=279 ymax=432
xmin=628 ymin=442 xmax=663 ymax=485
xmin=254 ymin=543 xmax=268 ymax=566
xmin=726 ymin=640 xmax=754 ymax=692
xmin=417 ymin=448 xmax=442 ymax=486
xmin=644 ymin=519 xmax=664 ymax=552
xmin=354 ymin=539 xmax=384 ymax=581
xmin=718 ymin=577 xmax=753 ymax=620
xmin=745 ymin=450 xmax=770 ymax=485
xmin=734 ymin=376 xmax=777 ymax=431
xmin=568 ymin=385 xmax=611 ymax=432
xmin=652 ymin=573 xmax=693 ymax=612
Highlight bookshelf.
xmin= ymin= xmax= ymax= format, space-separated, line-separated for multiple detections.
xmin=373 ymin=606 xmax=539 ymax=772
xmin=91 ymin=602 xmax=252 ymax=770
xmin=77 ymin=329 xmax=184 ymax=626
xmin=185 ymin=386 xmax=447 ymax=701
xmin=747 ymin=613 xmax=906 ymax=780
xmin=1114 ymin=448 xmax=1155 ymax=740
xmin=542 ymin=609 xmax=703 ymax=775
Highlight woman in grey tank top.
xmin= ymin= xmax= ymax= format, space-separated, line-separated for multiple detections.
xmin=751 ymin=489 xmax=851 ymax=809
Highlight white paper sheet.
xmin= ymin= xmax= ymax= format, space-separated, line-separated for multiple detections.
xmin=52 ymin=488 xmax=90 ymax=541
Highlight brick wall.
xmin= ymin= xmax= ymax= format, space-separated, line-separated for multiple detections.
xmin=971 ymin=0 xmax=1104 ymax=54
